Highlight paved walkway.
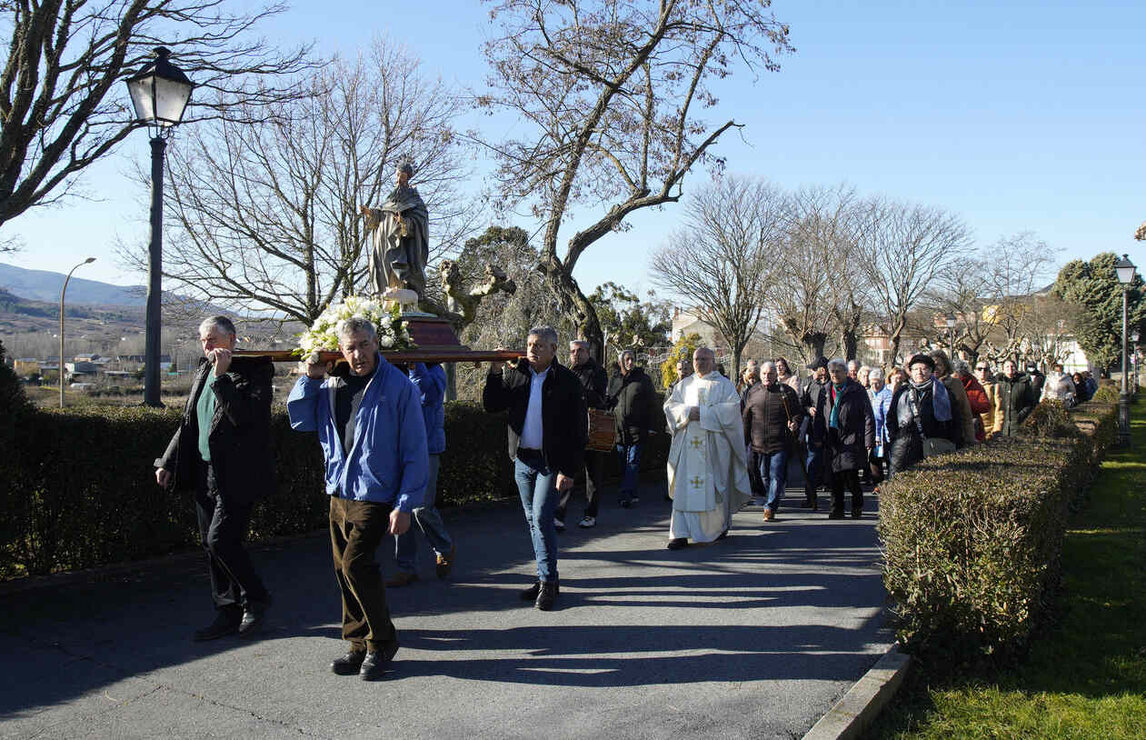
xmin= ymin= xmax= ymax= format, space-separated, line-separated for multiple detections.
xmin=0 ymin=483 xmax=892 ymax=739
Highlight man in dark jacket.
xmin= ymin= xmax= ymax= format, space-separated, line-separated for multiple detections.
xmin=799 ymin=356 xmax=830 ymax=509
xmin=606 ymin=349 xmax=658 ymax=508
xmin=155 ymin=316 xmax=274 ymax=641
xmin=557 ymin=340 xmax=608 ymax=530
xmin=742 ymin=361 xmax=804 ymax=521
xmin=483 ymin=326 xmax=586 ymax=610
xmin=812 ymin=359 xmax=875 ymax=519
xmin=994 ymin=359 xmax=1038 ymax=436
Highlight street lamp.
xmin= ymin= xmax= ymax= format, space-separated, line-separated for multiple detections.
xmin=1114 ymin=254 xmax=1137 ymax=446
xmin=945 ymin=313 xmax=957 ymax=357
xmin=126 ymin=46 xmax=194 ymax=407
xmin=59 ymin=257 xmax=96 ymax=408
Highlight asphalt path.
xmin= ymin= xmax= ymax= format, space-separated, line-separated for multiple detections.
xmin=0 ymin=481 xmax=892 ymax=739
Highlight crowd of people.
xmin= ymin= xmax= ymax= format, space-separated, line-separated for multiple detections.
xmin=152 ymin=314 xmax=1095 ymax=680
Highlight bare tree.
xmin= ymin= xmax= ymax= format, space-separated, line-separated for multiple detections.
xmin=122 ymin=39 xmax=473 ymax=324
xmin=855 ymin=198 xmax=971 ymax=365
xmin=650 ymin=176 xmax=786 ymax=380
xmin=979 ymin=233 xmax=1058 ymax=362
xmin=476 ymin=0 xmax=793 ymax=351
xmin=0 ymin=1 xmax=312 ymax=232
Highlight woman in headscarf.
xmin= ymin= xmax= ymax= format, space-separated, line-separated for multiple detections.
xmin=886 ymin=353 xmax=962 ymax=475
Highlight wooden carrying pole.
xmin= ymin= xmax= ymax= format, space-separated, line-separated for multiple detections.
xmin=232 ymin=349 xmax=524 ymax=364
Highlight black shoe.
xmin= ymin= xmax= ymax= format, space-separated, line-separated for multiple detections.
xmin=717 ymin=529 xmax=730 ymax=540
xmin=827 ymin=508 xmax=845 ymax=520
xmin=520 ymin=579 xmax=559 ymax=601
xmin=331 ymin=650 xmax=366 ymax=676
xmin=554 ymin=517 xmax=566 ymax=532
xmin=800 ymin=497 xmax=815 ymax=509
xmin=238 ymin=595 xmax=271 ymax=637
xmin=851 ymin=506 xmax=863 ymax=519
xmin=192 ymin=610 xmax=241 ymax=642
xmin=535 ymin=581 xmax=558 ymax=611
xmin=360 ymin=641 xmax=400 ymax=681
xmin=666 ymin=537 xmax=688 ymax=550
xmin=619 ymin=499 xmax=632 ymax=509
xmin=630 ymin=496 xmax=640 ymax=505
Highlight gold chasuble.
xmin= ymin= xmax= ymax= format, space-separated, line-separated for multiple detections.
xmin=663 ymin=370 xmax=751 ymax=542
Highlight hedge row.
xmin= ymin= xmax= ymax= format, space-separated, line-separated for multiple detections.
xmin=0 ymin=394 xmax=670 ymax=581
xmin=877 ymin=389 xmax=1121 ymax=666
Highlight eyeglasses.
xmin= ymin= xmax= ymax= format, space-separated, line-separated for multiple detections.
xmin=975 ymin=366 xmax=988 ymax=371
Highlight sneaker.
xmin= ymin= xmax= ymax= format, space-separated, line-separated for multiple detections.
xmin=238 ymin=595 xmax=272 ymax=637
xmin=331 ymin=650 xmax=366 ymax=676
xmin=554 ymin=517 xmax=566 ymax=532
xmin=192 ymin=610 xmax=241 ymax=642
xmin=435 ymin=545 xmax=456 ymax=580
xmin=385 ymin=571 xmax=418 ymax=588
xmin=578 ymin=516 xmax=596 ymax=528
xmin=360 ymin=641 xmax=400 ymax=681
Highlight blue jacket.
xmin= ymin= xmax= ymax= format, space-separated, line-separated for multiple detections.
xmin=409 ymin=362 xmax=447 ymax=454
xmin=287 ymin=354 xmax=427 ymax=511
xmin=870 ymin=385 xmax=893 ymax=454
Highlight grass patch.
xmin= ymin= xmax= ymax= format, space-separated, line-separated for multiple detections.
xmin=868 ymin=404 xmax=1146 ymax=739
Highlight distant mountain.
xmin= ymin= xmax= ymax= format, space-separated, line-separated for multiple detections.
xmin=0 ymin=262 xmax=147 ymax=306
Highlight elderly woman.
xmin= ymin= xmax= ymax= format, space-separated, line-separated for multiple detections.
xmin=953 ymin=358 xmax=991 ymax=442
xmin=868 ymin=367 xmax=893 ymax=473
xmin=886 ymin=354 xmax=962 ymax=475
xmin=811 ymin=359 xmax=875 ymax=520
xmin=929 ymin=350 xmax=977 ymax=448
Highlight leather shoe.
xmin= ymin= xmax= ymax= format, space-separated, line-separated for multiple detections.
xmin=851 ymin=505 xmax=863 ymax=519
xmin=360 ymin=641 xmax=400 ymax=681
xmin=238 ymin=595 xmax=271 ymax=637
xmin=385 ymin=571 xmax=418 ymax=588
xmin=666 ymin=537 xmax=688 ymax=550
xmin=435 ymin=545 xmax=456 ymax=580
xmin=535 ymin=581 xmax=558 ymax=611
xmin=192 ymin=610 xmax=240 ymax=642
xmin=762 ymin=507 xmax=775 ymax=521
xmin=520 ymin=579 xmax=559 ymax=601
xmin=827 ymin=508 xmax=845 ymax=520
xmin=331 ymin=650 xmax=366 ymax=676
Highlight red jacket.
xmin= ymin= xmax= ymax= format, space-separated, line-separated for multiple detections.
xmin=960 ymin=373 xmax=990 ymax=442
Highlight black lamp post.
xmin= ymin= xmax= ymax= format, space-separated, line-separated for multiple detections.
xmin=1114 ymin=254 xmax=1137 ymax=446
xmin=126 ymin=47 xmax=194 ymax=407
xmin=945 ymin=313 xmax=957 ymax=357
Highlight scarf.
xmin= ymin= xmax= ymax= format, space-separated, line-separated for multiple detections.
xmin=829 ymin=381 xmax=848 ymax=430
xmin=897 ymin=377 xmax=952 ymax=426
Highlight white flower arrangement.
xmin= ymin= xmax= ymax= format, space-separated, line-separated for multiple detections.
xmin=296 ymin=295 xmax=416 ymax=358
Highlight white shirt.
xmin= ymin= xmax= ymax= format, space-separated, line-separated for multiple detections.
xmin=520 ymin=364 xmax=550 ymax=449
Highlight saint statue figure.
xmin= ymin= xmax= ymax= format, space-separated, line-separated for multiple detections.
xmin=361 ymin=162 xmax=429 ymax=301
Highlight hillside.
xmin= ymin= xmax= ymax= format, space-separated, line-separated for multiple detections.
xmin=0 ymin=262 xmax=146 ymax=306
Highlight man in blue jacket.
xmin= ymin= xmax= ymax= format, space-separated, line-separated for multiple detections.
xmin=388 ymin=362 xmax=456 ymax=586
xmin=287 ymin=317 xmax=427 ymax=680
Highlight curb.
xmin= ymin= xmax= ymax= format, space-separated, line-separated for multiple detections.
xmin=802 ymin=643 xmax=912 ymax=740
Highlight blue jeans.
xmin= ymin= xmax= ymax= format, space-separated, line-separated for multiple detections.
xmin=760 ymin=449 xmax=789 ymax=511
xmin=615 ymin=442 xmax=642 ymax=502
xmin=514 ymin=451 xmax=559 ymax=582
xmin=394 ymin=454 xmax=453 ymax=574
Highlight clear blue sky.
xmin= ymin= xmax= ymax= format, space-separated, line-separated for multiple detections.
xmin=4 ymin=0 xmax=1144 ymax=298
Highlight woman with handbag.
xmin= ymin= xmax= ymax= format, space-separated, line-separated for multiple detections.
xmin=885 ymin=353 xmax=962 ymax=476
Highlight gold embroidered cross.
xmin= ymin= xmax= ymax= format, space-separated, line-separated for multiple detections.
xmin=691 ymin=476 xmax=704 ymax=488
xmin=689 ymin=437 xmax=704 ymax=449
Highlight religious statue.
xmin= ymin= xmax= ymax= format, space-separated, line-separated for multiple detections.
xmin=361 ymin=162 xmax=429 ymax=308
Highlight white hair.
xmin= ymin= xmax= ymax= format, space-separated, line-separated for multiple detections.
xmin=760 ymin=360 xmax=775 ymax=374
xmin=528 ymin=325 xmax=559 ymax=347
xmin=868 ymin=367 xmax=885 ymax=381
xmin=828 ymin=358 xmax=849 ymax=374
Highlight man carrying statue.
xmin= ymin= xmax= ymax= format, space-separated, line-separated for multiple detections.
xmin=361 ymin=161 xmax=429 ymax=300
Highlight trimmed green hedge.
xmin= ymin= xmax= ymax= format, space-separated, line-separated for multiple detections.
xmin=878 ymin=396 xmax=1120 ymax=666
xmin=0 ymin=394 xmax=670 ymax=581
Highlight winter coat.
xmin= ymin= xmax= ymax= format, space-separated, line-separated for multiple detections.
xmin=938 ymin=372 xmax=976 ymax=447
xmin=742 ymin=382 xmax=804 ymax=454
xmin=570 ymin=358 xmax=609 ymax=410
xmin=812 ymin=379 xmax=875 ymax=474
xmin=156 ymin=356 xmax=275 ymax=504
xmin=959 ymin=373 xmax=991 ymax=442
xmin=869 ymin=385 xmax=893 ymax=455
xmin=409 ymin=363 xmax=447 ymax=454
xmin=1041 ymin=371 xmax=1076 ymax=405
xmin=993 ymin=372 xmax=1037 ymax=436
xmin=980 ymin=380 xmax=998 ymax=436
xmin=606 ymin=366 xmax=658 ymax=445
xmin=482 ymin=358 xmax=587 ymax=478
xmin=886 ymin=379 xmax=961 ymax=475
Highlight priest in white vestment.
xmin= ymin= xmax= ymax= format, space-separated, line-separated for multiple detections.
xmin=663 ymin=347 xmax=752 ymax=549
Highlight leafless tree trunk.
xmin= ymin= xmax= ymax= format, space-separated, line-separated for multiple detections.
xmin=650 ymin=177 xmax=786 ymax=379
xmin=856 ymin=198 xmax=971 ymax=366
xmin=0 ymin=0 xmax=312 ymax=232
xmin=120 ymin=39 xmax=474 ymax=324
xmin=477 ymin=0 xmax=793 ymax=352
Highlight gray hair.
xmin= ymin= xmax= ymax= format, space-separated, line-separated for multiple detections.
xmin=199 ymin=315 xmax=236 ymax=338
xmin=760 ymin=360 xmax=775 ymax=374
xmin=868 ymin=366 xmax=885 ymax=381
xmin=952 ymin=358 xmax=972 ymax=376
xmin=847 ymin=359 xmax=860 ymax=370
xmin=337 ymin=316 xmax=377 ymax=342
xmin=527 ymin=325 xmax=559 ymax=347
xmin=569 ymin=339 xmax=590 ymax=351
xmin=828 ymin=358 xmax=849 ymax=374
xmin=618 ymin=348 xmax=636 ymax=362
